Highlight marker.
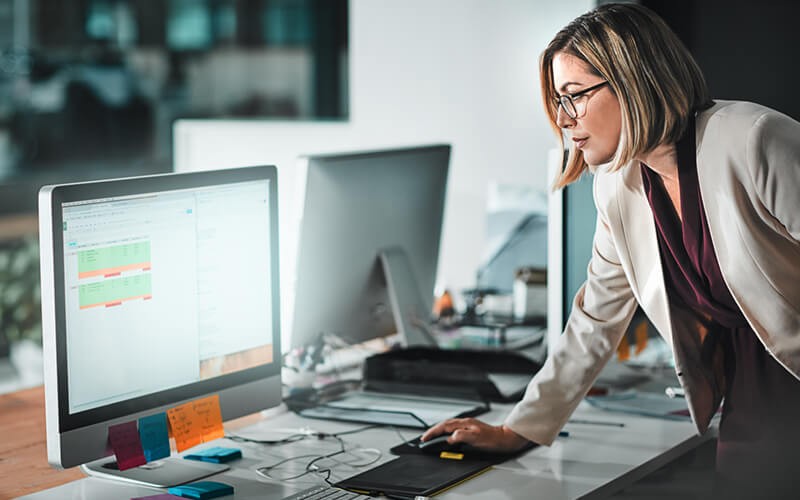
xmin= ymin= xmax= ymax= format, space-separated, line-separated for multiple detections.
xmin=558 ymin=430 xmax=570 ymax=437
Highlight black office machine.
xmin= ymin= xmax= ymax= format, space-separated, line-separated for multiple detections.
xmin=363 ymin=346 xmax=542 ymax=403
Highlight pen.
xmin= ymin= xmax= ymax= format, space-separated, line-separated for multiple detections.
xmin=567 ymin=418 xmax=625 ymax=427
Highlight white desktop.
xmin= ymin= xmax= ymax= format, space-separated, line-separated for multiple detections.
xmin=290 ymin=144 xmax=451 ymax=354
xmin=38 ymin=166 xmax=283 ymax=487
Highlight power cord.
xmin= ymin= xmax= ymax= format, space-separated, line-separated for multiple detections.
xmin=254 ymin=429 xmax=381 ymax=484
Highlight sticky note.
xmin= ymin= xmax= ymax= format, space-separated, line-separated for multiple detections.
xmin=192 ymin=395 xmax=225 ymax=441
xmin=108 ymin=421 xmax=147 ymax=471
xmin=184 ymin=446 xmax=242 ymax=463
xmin=166 ymin=395 xmax=225 ymax=452
xmin=168 ymin=481 xmax=234 ymax=499
xmin=139 ymin=412 xmax=171 ymax=462
xmin=167 ymin=404 xmax=204 ymax=452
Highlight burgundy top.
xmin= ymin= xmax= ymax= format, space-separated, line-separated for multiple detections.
xmin=641 ymin=116 xmax=800 ymax=497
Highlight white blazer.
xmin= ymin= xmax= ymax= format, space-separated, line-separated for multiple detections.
xmin=505 ymin=100 xmax=800 ymax=446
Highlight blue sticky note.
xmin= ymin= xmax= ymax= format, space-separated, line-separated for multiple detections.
xmin=138 ymin=413 xmax=171 ymax=462
xmin=168 ymin=481 xmax=234 ymax=499
xmin=184 ymin=446 xmax=242 ymax=463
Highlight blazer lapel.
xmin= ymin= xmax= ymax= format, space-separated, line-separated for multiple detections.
xmin=615 ymin=165 xmax=674 ymax=345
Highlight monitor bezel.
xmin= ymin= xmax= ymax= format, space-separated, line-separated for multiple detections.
xmin=40 ymin=166 xmax=281 ymax=434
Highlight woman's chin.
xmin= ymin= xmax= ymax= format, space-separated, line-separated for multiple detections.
xmin=580 ymin=150 xmax=613 ymax=167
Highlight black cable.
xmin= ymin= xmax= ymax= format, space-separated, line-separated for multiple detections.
xmin=226 ymin=432 xmax=308 ymax=446
xmin=331 ymin=424 xmax=379 ymax=437
xmin=254 ymin=429 xmax=382 ymax=485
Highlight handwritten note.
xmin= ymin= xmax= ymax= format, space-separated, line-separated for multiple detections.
xmin=167 ymin=404 xmax=204 ymax=452
xmin=193 ymin=395 xmax=225 ymax=441
xmin=108 ymin=421 xmax=146 ymax=471
xmin=166 ymin=395 xmax=224 ymax=452
xmin=138 ymin=412 xmax=171 ymax=462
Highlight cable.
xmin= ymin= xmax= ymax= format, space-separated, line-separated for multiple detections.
xmin=331 ymin=424 xmax=380 ymax=437
xmin=254 ymin=430 xmax=382 ymax=485
xmin=388 ymin=425 xmax=415 ymax=445
xmin=226 ymin=432 xmax=308 ymax=446
xmin=255 ymin=453 xmax=322 ymax=481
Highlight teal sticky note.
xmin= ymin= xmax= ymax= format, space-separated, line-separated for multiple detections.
xmin=184 ymin=446 xmax=241 ymax=463
xmin=138 ymin=413 xmax=170 ymax=462
xmin=168 ymin=481 xmax=234 ymax=499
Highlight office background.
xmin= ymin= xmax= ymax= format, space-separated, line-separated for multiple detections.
xmin=2 ymin=0 xmax=800 ymax=389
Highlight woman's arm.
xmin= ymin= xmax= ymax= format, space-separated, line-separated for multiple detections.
xmin=502 ymin=172 xmax=639 ymax=446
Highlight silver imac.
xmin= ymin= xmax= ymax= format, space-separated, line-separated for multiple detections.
xmin=38 ymin=166 xmax=282 ymax=487
xmin=290 ymin=144 xmax=451 ymax=352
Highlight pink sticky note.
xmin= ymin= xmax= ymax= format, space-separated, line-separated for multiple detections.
xmin=108 ymin=421 xmax=147 ymax=471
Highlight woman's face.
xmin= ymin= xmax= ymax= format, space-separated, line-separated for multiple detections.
xmin=551 ymin=52 xmax=621 ymax=166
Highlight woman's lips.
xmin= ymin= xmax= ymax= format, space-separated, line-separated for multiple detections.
xmin=573 ymin=137 xmax=588 ymax=149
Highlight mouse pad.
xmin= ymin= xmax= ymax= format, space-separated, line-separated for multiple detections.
xmin=390 ymin=435 xmax=537 ymax=464
xmin=335 ymin=455 xmax=492 ymax=497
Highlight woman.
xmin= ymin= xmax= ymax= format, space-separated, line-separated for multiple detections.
xmin=423 ymin=3 xmax=800 ymax=496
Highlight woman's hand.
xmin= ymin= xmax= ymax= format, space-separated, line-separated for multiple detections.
xmin=421 ymin=418 xmax=530 ymax=453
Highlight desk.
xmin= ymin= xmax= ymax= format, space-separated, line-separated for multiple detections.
xmin=0 ymin=387 xmax=82 ymax=499
xmin=8 ymin=387 xmax=713 ymax=500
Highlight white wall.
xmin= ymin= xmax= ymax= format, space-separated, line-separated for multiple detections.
xmin=174 ymin=0 xmax=592 ymax=348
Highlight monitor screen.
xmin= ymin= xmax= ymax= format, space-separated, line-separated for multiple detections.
xmin=39 ymin=166 xmax=281 ymax=485
xmin=290 ymin=145 xmax=450 ymax=353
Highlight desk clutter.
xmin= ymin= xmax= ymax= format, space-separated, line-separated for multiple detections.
xmin=363 ymin=346 xmax=542 ymax=402
xmin=107 ymin=394 xmax=227 ymax=471
xmin=284 ymin=344 xmax=542 ymax=430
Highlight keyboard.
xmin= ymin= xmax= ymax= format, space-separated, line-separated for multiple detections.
xmin=282 ymin=484 xmax=370 ymax=500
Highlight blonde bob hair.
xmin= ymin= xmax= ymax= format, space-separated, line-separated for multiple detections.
xmin=542 ymin=3 xmax=713 ymax=189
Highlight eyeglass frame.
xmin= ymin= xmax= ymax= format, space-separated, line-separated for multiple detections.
xmin=553 ymin=81 xmax=609 ymax=119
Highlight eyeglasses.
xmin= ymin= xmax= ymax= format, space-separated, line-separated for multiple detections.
xmin=554 ymin=81 xmax=608 ymax=119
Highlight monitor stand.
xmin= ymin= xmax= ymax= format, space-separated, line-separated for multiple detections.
xmin=379 ymin=247 xmax=438 ymax=347
xmin=82 ymin=456 xmax=228 ymax=488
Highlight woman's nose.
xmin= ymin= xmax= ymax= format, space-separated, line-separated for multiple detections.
xmin=555 ymin=105 xmax=575 ymax=129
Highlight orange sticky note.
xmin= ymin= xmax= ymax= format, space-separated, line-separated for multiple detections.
xmin=192 ymin=394 xmax=225 ymax=441
xmin=167 ymin=403 xmax=203 ymax=452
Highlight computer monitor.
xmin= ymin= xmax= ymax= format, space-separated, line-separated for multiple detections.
xmin=38 ymin=166 xmax=282 ymax=487
xmin=290 ymin=144 xmax=451 ymax=353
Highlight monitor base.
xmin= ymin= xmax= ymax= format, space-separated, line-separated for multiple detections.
xmin=81 ymin=456 xmax=228 ymax=488
xmin=379 ymin=246 xmax=438 ymax=347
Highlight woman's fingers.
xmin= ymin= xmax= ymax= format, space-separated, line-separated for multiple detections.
xmin=421 ymin=418 xmax=487 ymax=443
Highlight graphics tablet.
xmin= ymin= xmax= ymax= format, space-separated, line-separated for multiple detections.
xmin=335 ymin=455 xmax=491 ymax=497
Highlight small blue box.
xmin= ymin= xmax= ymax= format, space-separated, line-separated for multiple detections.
xmin=167 ymin=481 xmax=234 ymax=499
xmin=183 ymin=447 xmax=242 ymax=464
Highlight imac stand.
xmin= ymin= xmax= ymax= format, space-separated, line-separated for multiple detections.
xmin=379 ymin=247 xmax=438 ymax=347
xmin=82 ymin=456 xmax=228 ymax=488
